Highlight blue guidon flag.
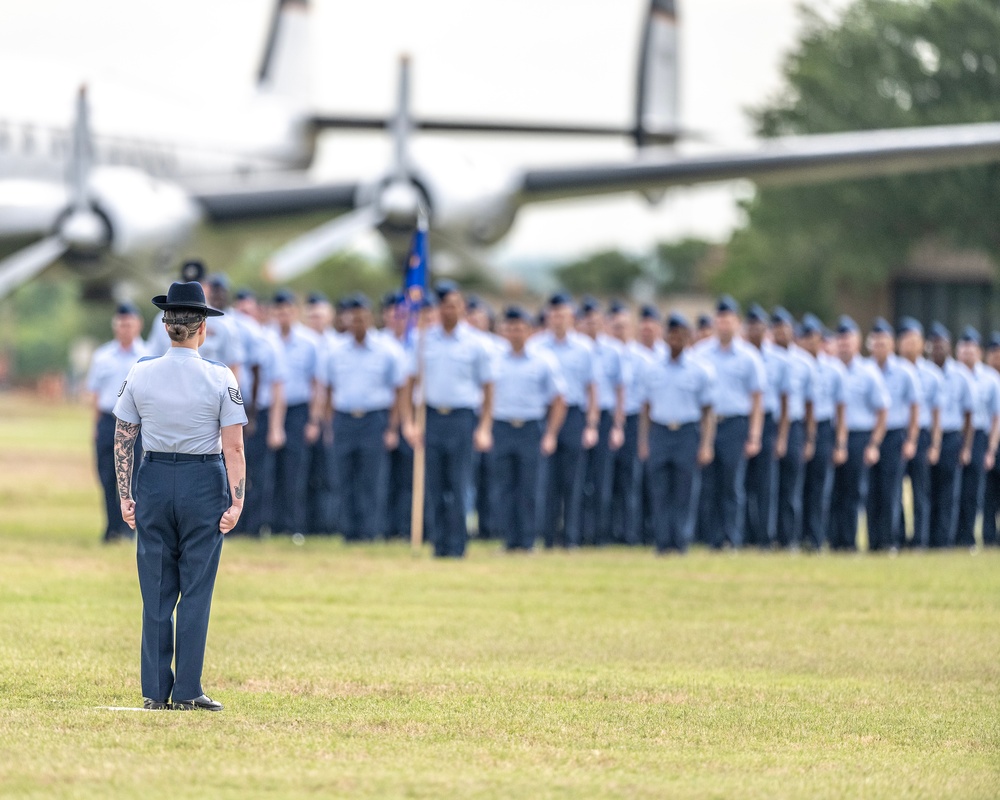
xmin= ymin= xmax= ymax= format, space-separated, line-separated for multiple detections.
xmin=403 ymin=214 xmax=429 ymax=346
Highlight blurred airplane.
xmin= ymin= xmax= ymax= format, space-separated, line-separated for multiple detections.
xmin=6 ymin=0 xmax=1000 ymax=298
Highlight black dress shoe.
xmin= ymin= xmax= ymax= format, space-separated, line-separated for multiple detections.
xmin=143 ymin=698 xmax=170 ymax=710
xmin=172 ymin=694 xmax=223 ymax=712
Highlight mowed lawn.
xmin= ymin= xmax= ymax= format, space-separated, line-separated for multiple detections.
xmin=0 ymin=392 xmax=998 ymax=799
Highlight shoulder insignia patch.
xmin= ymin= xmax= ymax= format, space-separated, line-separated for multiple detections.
xmin=117 ymin=381 xmax=126 ymax=397
xmin=228 ymin=387 xmax=244 ymax=405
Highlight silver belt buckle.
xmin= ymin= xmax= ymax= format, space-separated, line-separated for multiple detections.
xmin=511 ymin=419 xmax=525 ymax=429
xmin=437 ymin=407 xmax=452 ymax=415
xmin=668 ymin=422 xmax=681 ymax=431
xmin=351 ymin=410 xmax=365 ymax=419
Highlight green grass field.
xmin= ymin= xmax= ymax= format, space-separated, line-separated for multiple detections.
xmin=1 ymin=392 xmax=998 ymax=798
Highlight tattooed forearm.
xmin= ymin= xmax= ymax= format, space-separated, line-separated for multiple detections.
xmin=234 ymin=478 xmax=245 ymax=501
xmin=113 ymin=420 xmax=141 ymax=499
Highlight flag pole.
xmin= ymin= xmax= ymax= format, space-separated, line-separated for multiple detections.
xmin=406 ymin=208 xmax=430 ymax=552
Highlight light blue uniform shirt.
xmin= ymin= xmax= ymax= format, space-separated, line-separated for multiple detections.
xmin=937 ymin=358 xmax=975 ymax=432
xmin=757 ymin=342 xmax=791 ymax=416
xmin=231 ymin=309 xmax=262 ymax=371
xmin=147 ymin=313 xmax=245 ymax=373
xmin=492 ymin=343 xmax=566 ymax=422
xmin=873 ymin=355 xmax=921 ymax=431
xmin=965 ymin=362 xmax=1000 ymax=432
xmin=86 ymin=339 xmax=149 ymax=413
xmin=694 ymin=337 xmax=766 ymax=417
xmin=250 ymin=328 xmax=287 ymax=410
xmin=113 ymin=348 xmax=248 ymax=454
xmin=274 ymin=324 xmax=320 ymax=407
xmin=419 ymin=322 xmax=495 ymax=410
xmin=912 ymin=357 xmax=943 ymax=430
xmin=590 ymin=334 xmax=626 ymax=411
xmin=325 ymin=331 xmax=406 ymax=413
xmin=624 ymin=341 xmax=661 ymax=415
xmin=531 ymin=331 xmax=596 ymax=409
xmin=810 ymin=352 xmax=847 ymax=422
xmin=842 ymin=356 xmax=890 ymax=432
xmin=640 ymin=349 xmax=716 ymax=426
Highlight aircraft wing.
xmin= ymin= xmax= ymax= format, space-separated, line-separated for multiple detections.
xmin=516 ymin=122 xmax=1000 ymax=204
xmin=192 ymin=179 xmax=359 ymax=222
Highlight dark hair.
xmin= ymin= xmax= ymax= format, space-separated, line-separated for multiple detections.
xmin=163 ymin=310 xmax=206 ymax=343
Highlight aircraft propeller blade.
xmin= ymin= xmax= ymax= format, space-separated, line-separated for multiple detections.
xmin=0 ymin=236 xmax=69 ymax=300
xmin=70 ymin=86 xmax=93 ymax=212
xmin=264 ymin=204 xmax=385 ymax=282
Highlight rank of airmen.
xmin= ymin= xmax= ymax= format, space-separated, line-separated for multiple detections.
xmin=88 ymin=260 xmax=1000 ymax=556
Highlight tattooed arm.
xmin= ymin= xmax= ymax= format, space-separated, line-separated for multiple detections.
xmin=219 ymin=423 xmax=246 ymax=534
xmin=114 ymin=419 xmax=141 ymax=530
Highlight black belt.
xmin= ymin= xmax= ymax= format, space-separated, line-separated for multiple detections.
xmin=497 ymin=418 xmax=542 ymax=429
xmin=427 ymin=406 xmax=473 ymax=416
xmin=145 ymin=452 xmax=222 ymax=463
xmin=335 ymin=409 xmax=388 ymax=419
xmin=654 ymin=421 xmax=698 ymax=432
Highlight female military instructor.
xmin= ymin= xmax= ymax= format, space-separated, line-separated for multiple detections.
xmin=113 ymin=281 xmax=247 ymax=712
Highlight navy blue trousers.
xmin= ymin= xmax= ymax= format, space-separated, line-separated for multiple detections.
xmin=647 ymin=423 xmax=700 ymax=553
xmin=744 ymin=413 xmax=778 ymax=548
xmin=387 ymin=432 xmax=414 ymax=539
xmin=542 ymin=406 xmax=586 ymax=548
xmin=491 ymin=419 xmax=544 ymax=550
xmin=237 ymin=409 xmax=275 ymax=536
xmin=582 ymin=410 xmax=615 ymax=545
xmin=866 ymin=428 xmax=906 ymax=551
xmin=898 ymin=428 xmax=931 ymax=548
xmin=272 ymin=403 xmax=310 ymax=535
xmin=472 ymin=446 xmax=495 ymax=539
xmin=699 ymin=415 xmax=749 ymax=549
xmin=304 ymin=424 xmax=336 ymax=535
xmin=929 ymin=431 xmax=963 ymax=548
xmin=135 ymin=455 xmax=227 ymax=702
xmin=96 ymin=412 xmax=139 ymax=541
xmin=333 ymin=410 xmax=389 ymax=541
xmin=425 ymin=408 xmax=476 ymax=557
xmin=610 ymin=414 xmax=641 ymax=545
xmin=802 ymin=419 xmax=835 ymax=550
xmin=956 ymin=429 xmax=988 ymax=548
xmin=982 ymin=455 xmax=1000 ymax=547
xmin=775 ymin=420 xmax=806 ymax=548
xmin=829 ymin=430 xmax=871 ymax=551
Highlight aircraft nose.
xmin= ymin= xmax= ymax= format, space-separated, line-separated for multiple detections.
xmin=60 ymin=209 xmax=109 ymax=253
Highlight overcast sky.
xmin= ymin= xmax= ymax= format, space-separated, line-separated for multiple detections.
xmin=0 ymin=0 xmax=853 ymax=263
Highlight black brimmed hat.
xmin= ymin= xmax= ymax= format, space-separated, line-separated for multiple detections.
xmin=151 ymin=281 xmax=224 ymax=317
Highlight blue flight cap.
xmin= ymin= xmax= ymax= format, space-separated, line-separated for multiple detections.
xmin=608 ymin=299 xmax=628 ymax=315
xmin=959 ymin=325 xmax=981 ymax=345
xmin=745 ymin=303 xmax=767 ymax=323
xmin=180 ymin=259 xmax=206 ymax=283
xmin=306 ymin=291 xmax=329 ymax=305
xmin=234 ymin=287 xmax=256 ymax=302
xmin=928 ymin=321 xmax=950 ymax=341
xmin=579 ymin=295 xmax=600 ymax=315
xmin=987 ymin=332 xmax=1000 ymax=351
xmin=697 ymin=313 xmax=713 ymax=330
xmin=836 ymin=315 xmax=859 ymax=335
xmin=273 ymin=289 xmax=297 ymax=306
xmin=897 ymin=316 xmax=923 ymax=336
xmin=207 ymin=273 xmax=229 ymax=290
xmin=716 ymin=294 xmax=740 ymax=314
xmin=115 ymin=301 xmax=141 ymax=317
xmin=503 ymin=305 xmax=530 ymax=322
xmin=548 ymin=291 xmax=573 ymax=308
xmin=434 ymin=280 xmax=460 ymax=301
xmin=535 ymin=309 xmax=548 ymax=326
xmin=771 ymin=306 xmax=794 ymax=326
xmin=381 ymin=291 xmax=401 ymax=308
xmin=870 ymin=317 xmax=894 ymax=336
xmin=341 ymin=293 xmax=370 ymax=310
xmin=640 ymin=304 xmax=661 ymax=322
xmin=800 ymin=313 xmax=823 ymax=335
xmin=466 ymin=294 xmax=483 ymax=310
xmin=666 ymin=312 xmax=690 ymax=330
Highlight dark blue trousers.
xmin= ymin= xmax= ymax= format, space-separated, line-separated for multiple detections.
xmin=700 ymin=415 xmax=749 ymax=549
xmin=304 ymin=424 xmax=335 ymax=534
xmin=744 ymin=413 xmax=777 ymax=548
xmin=334 ymin=410 xmax=389 ymax=541
xmin=582 ymin=410 xmax=615 ymax=545
xmin=956 ymin=429 xmax=988 ymax=548
xmin=272 ymin=403 xmax=310 ymax=534
xmin=610 ymin=414 xmax=641 ymax=545
xmin=929 ymin=431 xmax=963 ymax=548
xmin=96 ymin=412 xmax=139 ymax=541
xmin=387 ymin=433 xmax=413 ymax=539
xmin=775 ymin=420 xmax=806 ymax=548
xmin=647 ymin=423 xmax=700 ymax=553
xmin=866 ymin=428 xmax=906 ymax=551
xmin=237 ymin=409 xmax=275 ymax=536
xmin=135 ymin=455 xmax=227 ymax=702
xmin=829 ymin=430 xmax=871 ymax=551
xmin=981 ymin=454 xmax=1000 ymax=547
xmin=640 ymin=461 xmax=655 ymax=546
xmin=472 ymin=445 xmax=495 ymax=539
xmin=802 ymin=419 xmax=835 ymax=550
xmin=542 ymin=406 xmax=586 ymax=548
xmin=425 ymin=408 xmax=476 ymax=557
xmin=899 ymin=428 xmax=931 ymax=548
xmin=491 ymin=419 xmax=544 ymax=550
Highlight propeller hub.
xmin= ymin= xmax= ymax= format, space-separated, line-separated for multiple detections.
xmin=60 ymin=209 xmax=109 ymax=254
xmin=379 ymin=181 xmax=422 ymax=229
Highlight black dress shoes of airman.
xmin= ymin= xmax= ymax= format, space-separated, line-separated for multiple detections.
xmin=143 ymin=698 xmax=170 ymax=710
xmin=172 ymin=694 xmax=224 ymax=712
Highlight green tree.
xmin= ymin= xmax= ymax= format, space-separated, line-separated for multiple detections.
xmin=716 ymin=0 xmax=1000 ymax=316
xmin=554 ymin=250 xmax=645 ymax=295
xmin=654 ymin=238 xmax=713 ymax=292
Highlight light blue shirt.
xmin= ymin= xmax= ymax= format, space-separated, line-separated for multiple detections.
xmin=113 ymin=348 xmax=247 ymax=454
xmin=757 ymin=341 xmax=791 ymax=416
xmin=492 ymin=344 xmax=566 ymax=422
xmin=937 ymin=358 xmax=975 ymax=432
xmin=274 ymin=324 xmax=321 ymax=407
xmin=624 ymin=341 xmax=661 ymax=415
xmin=964 ymin=362 xmax=1000 ymax=432
xmin=640 ymin=348 xmax=716 ymax=426
xmin=589 ymin=334 xmax=626 ymax=411
xmin=842 ymin=356 xmax=890 ymax=432
xmin=810 ymin=352 xmax=847 ymax=423
xmin=148 ymin=313 xmax=245 ymax=372
xmin=912 ymin=358 xmax=942 ymax=430
xmin=86 ymin=339 xmax=149 ymax=413
xmin=873 ymin=355 xmax=920 ymax=431
xmin=420 ymin=322 xmax=495 ymax=410
xmin=250 ymin=328 xmax=287 ymax=410
xmin=775 ymin=344 xmax=817 ymax=423
xmin=531 ymin=331 xmax=596 ymax=409
xmin=325 ymin=331 xmax=406 ymax=413
xmin=694 ymin=337 xmax=766 ymax=417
